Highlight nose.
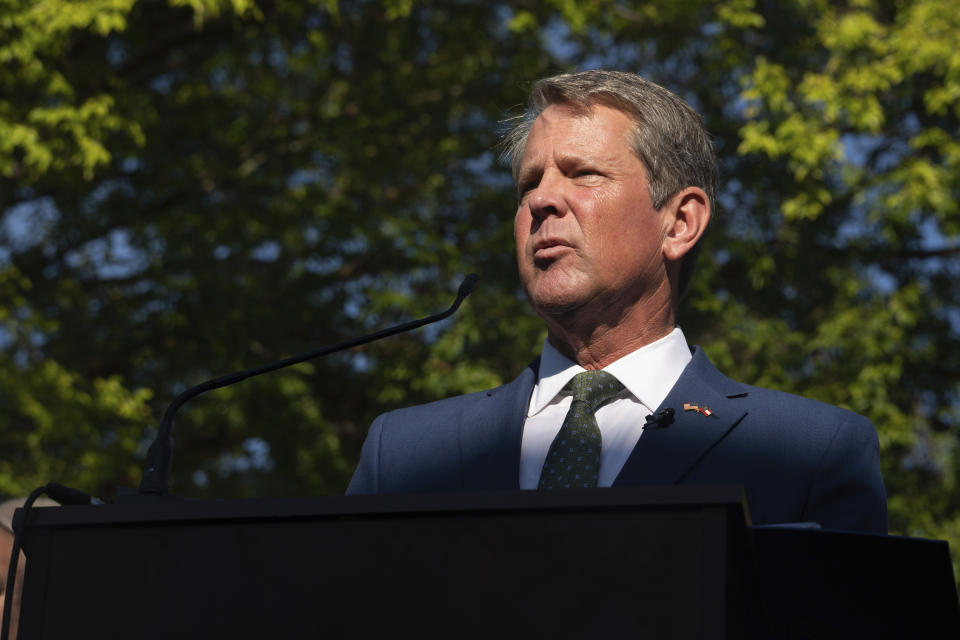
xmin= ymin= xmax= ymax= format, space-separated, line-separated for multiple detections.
xmin=526 ymin=173 xmax=567 ymax=222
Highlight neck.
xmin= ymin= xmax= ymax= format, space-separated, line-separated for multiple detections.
xmin=543 ymin=285 xmax=676 ymax=369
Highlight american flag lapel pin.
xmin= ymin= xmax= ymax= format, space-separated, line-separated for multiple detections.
xmin=683 ymin=402 xmax=714 ymax=417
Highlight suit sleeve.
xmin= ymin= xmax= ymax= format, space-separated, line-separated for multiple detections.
xmin=802 ymin=411 xmax=887 ymax=533
xmin=345 ymin=414 xmax=385 ymax=495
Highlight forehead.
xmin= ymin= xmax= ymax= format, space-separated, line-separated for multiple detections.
xmin=521 ymin=103 xmax=637 ymax=166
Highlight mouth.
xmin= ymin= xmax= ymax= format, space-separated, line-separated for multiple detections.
xmin=532 ymin=238 xmax=573 ymax=264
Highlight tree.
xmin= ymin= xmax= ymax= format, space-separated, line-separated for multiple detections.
xmin=1 ymin=0 xmax=958 ymax=574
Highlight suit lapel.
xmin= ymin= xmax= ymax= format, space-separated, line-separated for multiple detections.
xmin=614 ymin=347 xmax=749 ymax=486
xmin=459 ymin=359 xmax=538 ymax=491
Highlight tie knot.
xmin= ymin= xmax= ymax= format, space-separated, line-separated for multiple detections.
xmin=565 ymin=370 xmax=625 ymax=410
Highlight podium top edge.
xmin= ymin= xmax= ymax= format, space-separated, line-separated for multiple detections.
xmin=18 ymin=485 xmax=749 ymax=528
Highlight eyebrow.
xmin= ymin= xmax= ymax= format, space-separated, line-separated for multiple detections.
xmin=516 ymin=165 xmax=542 ymax=189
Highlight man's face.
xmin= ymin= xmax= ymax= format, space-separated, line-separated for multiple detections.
xmin=514 ymin=103 xmax=671 ymax=324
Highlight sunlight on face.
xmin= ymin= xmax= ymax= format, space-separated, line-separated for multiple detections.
xmin=514 ymin=103 xmax=670 ymax=322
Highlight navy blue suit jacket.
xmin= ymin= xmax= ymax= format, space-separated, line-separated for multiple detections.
xmin=347 ymin=346 xmax=887 ymax=533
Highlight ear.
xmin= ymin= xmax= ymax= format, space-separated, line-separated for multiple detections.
xmin=661 ymin=186 xmax=711 ymax=262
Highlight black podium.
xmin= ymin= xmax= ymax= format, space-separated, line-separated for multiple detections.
xmin=13 ymin=486 xmax=959 ymax=639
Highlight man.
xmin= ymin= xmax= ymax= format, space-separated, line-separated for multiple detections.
xmin=347 ymin=70 xmax=887 ymax=533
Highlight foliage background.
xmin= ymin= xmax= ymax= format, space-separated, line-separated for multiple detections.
xmin=2 ymin=0 xmax=958 ymax=574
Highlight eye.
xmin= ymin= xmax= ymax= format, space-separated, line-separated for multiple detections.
xmin=516 ymin=173 xmax=541 ymax=199
xmin=573 ymin=168 xmax=600 ymax=178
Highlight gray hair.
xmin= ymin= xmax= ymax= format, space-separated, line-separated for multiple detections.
xmin=502 ymin=70 xmax=717 ymax=297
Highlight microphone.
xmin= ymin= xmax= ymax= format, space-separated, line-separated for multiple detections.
xmin=136 ymin=274 xmax=479 ymax=498
xmin=643 ymin=407 xmax=675 ymax=429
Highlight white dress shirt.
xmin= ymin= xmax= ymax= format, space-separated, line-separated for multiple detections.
xmin=519 ymin=327 xmax=693 ymax=489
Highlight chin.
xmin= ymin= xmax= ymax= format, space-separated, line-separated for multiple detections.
xmin=521 ymin=269 xmax=593 ymax=317
xmin=525 ymin=289 xmax=587 ymax=319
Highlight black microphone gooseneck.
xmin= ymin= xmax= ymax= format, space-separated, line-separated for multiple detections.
xmin=137 ymin=274 xmax=479 ymax=496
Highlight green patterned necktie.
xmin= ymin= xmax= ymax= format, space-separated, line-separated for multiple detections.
xmin=538 ymin=370 xmax=626 ymax=489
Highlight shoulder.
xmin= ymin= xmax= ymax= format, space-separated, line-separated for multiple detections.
xmin=378 ymin=386 xmax=497 ymax=422
xmin=683 ymin=345 xmax=879 ymax=476
xmin=742 ymin=383 xmax=871 ymax=430
xmin=346 ymin=360 xmax=538 ymax=495
xmin=688 ymin=345 xmax=870 ymax=430
xmin=687 ymin=347 xmax=886 ymax=532
xmin=374 ymin=359 xmax=537 ymax=426
xmin=736 ymin=382 xmax=879 ymax=467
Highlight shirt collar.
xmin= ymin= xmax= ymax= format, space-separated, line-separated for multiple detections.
xmin=528 ymin=327 xmax=693 ymax=416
